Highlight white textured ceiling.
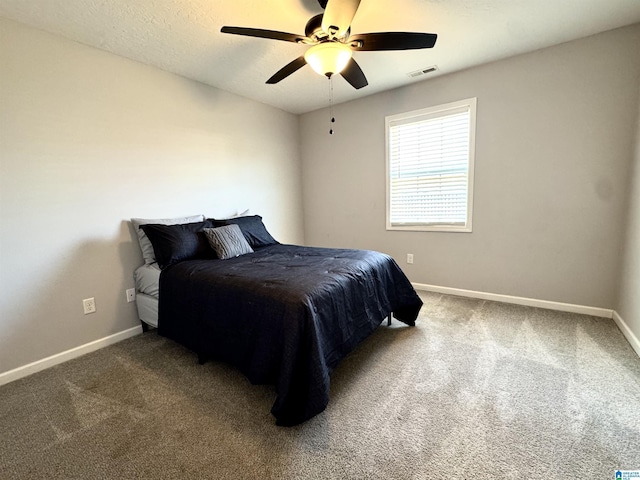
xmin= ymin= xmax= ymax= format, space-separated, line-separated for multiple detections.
xmin=1 ymin=0 xmax=640 ymax=114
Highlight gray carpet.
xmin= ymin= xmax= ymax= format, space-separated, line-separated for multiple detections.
xmin=1 ymin=292 xmax=639 ymax=479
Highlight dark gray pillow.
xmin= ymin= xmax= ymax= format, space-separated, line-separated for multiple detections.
xmin=211 ymin=215 xmax=278 ymax=248
xmin=204 ymin=225 xmax=254 ymax=260
xmin=131 ymin=214 xmax=204 ymax=264
xmin=139 ymin=220 xmax=215 ymax=269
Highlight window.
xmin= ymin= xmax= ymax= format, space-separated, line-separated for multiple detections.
xmin=386 ymin=98 xmax=476 ymax=232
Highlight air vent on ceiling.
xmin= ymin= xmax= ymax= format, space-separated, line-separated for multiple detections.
xmin=407 ymin=65 xmax=438 ymax=78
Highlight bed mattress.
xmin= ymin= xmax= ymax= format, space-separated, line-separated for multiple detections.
xmin=135 ymin=292 xmax=158 ymax=327
xmin=134 ymin=263 xmax=161 ymax=298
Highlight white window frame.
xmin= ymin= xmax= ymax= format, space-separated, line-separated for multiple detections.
xmin=385 ymin=97 xmax=477 ymax=232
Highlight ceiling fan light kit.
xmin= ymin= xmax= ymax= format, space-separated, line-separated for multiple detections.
xmin=304 ymin=42 xmax=353 ymax=77
xmin=220 ymin=0 xmax=438 ymax=89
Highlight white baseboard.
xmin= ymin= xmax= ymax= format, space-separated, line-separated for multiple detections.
xmin=613 ymin=311 xmax=640 ymax=358
xmin=2 ymin=289 xmax=636 ymax=386
xmin=414 ymin=283 xmax=640 ymax=359
xmin=0 ymin=325 xmax=143 ymax=387
xmin=412 ymin=283 xmax=614 ymax=318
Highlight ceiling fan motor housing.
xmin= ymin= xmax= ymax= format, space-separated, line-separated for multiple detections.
xmin=305 ymin=14 xmax=324 ymax=38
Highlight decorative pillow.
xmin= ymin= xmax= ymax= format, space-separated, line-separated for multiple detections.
xmin=139 ymin=220 xmax=214 ymax=269
xmin=203 ymin=225 xmax=254 ymax=260
xmin=211 ymin=215 xmax=278 ymax=248
xmin=131 ymin=214 xmax=204 ymax=264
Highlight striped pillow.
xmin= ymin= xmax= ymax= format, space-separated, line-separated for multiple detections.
xmin=204 ymin=224 xmax=254 ymax=260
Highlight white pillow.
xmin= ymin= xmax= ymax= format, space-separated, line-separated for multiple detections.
xmin=131 ymin=214 xmax=205 ymax=264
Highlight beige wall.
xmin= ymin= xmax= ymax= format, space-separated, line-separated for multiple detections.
xmin=0 ymin=18 xmax=303 ymax=374
xmin=300 ymin=24 xmax=640 ymax=310
xmin=2 ymin=15 xmax=639 ymax=376
xmin=616 ymin=85 xmax=640 ymax=346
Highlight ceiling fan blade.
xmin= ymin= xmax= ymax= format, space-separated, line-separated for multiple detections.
xmin=341 ymin=58 xmax=368 ymax=89
xmin=266 ymin=56 xmax=308 ymax=84
xmin=350 ymin=32 xmax=437 ymax=51
xmin=221 ymin=26 xmax=307 ymax=44
xmin=322 ymin=0 xmax=361 ymax=38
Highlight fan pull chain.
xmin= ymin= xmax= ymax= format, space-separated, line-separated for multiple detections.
xmin=328 ymin=76 xmax=336 ymax=135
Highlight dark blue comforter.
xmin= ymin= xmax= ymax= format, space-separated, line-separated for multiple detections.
xmin=157 ymin=244 xmax=422 ymax=426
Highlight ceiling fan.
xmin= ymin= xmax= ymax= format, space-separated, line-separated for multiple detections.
xmin=220 ymin=0 xmax=438 ymax=90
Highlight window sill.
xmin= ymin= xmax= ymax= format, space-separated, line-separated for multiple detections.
xmin=386 ymin=225 xmax=473 ymax=233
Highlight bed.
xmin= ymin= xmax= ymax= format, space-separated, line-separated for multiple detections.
xmin=131 ymin=215 xmax=422 ymax=426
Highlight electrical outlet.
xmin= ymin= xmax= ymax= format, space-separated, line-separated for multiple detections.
xmin=407 ymin=253 xmax=414 ymax=264
xmin=126 ymin=288 xmax=136 ymax=303
xmin=83 ymin=297 xmax=96 ymax=315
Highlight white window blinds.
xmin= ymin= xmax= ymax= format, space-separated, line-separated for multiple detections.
xmin=386 ymin=98 xmax=476 ymax=232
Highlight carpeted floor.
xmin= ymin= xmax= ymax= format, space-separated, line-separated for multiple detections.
xmin=1 ymin=292 xmax=639 ymax=479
